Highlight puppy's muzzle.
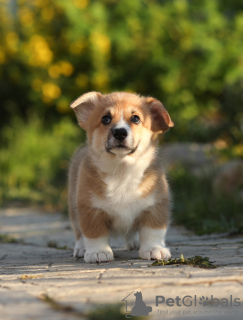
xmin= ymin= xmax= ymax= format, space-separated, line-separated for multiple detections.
xmin=112 ymin=128 xmax=128 ymax=141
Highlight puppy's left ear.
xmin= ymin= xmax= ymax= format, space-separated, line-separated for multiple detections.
xmin=70 ymin=91 xmax=102 ymax=130
xmin=146 ymin=97 xmax=174 ymax=133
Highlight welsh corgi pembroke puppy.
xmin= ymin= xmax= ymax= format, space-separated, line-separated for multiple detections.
xmin=68 ymin=92 xmax=174 ymax=263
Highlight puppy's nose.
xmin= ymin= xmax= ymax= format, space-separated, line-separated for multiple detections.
xmin=112 ymin=128 xmax=128 ymax=141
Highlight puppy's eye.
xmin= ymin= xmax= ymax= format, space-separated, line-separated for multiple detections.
xmin=131 ymin=115 xmax=140 ymax=124
xmin=102 ymin=114 xmax=112 ymax=125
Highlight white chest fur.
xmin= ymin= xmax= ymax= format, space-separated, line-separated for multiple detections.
xmin=91 ymin=159 xmax=155 ymax=233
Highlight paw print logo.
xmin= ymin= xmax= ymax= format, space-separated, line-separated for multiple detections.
xmin=199 ymin=296 xmax=209 ymax=306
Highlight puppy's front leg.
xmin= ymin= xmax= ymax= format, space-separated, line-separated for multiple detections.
xmin=138 ymin=208 xmax=171 ymax=260
xmin=84 ymin=235 xmax=113 ymax=263
xmin=139 ymin=227 xmax=171 ymax=260
xmin=79 ymin=206 xmax=113 ymax=263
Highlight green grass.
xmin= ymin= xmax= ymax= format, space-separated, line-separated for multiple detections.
xmin=0 ymin=116 xmax=84 ymax=211
xmin=170 ymin=167 xmax=243 ymax=235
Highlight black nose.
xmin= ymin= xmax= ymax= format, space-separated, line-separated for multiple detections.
xmin=112 ymin=128 xmax=128 ymax=141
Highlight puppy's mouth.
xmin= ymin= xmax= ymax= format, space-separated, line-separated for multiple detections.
xmin=114 ymin=144 xmax=128 ymax=149
xmin=105 ymin=143 xmax=139 ymax=155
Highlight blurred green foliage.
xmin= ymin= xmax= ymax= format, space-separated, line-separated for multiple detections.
xmin=0 ymin=116 xmax=83 ymax=209
xmin=0 ymin=0 xmax=243 ymax=143
xmin=170 ymin=166 xmax=243 ymax=235
xmin=0 ymin=0 xmax=243 ymax=223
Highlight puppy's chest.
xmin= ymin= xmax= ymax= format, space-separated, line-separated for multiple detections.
xmin=91 ymin=172 xmax=155 ymax=230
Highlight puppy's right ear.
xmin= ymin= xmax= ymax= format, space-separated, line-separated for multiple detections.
xmin=70 ymin=91 xmax=102 ymax=130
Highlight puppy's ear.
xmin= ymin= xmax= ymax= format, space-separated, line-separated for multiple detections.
xmin=70 ymin=91 xmax=102 ymax=129
xmin=146 ymin=97 xmax=174 ymax=133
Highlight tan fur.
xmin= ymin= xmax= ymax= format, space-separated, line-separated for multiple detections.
xmin=68 ymin=91 xmax=174 ymax=258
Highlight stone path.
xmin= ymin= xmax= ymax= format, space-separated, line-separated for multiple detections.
xmin=1 ymin=207 xmax=243 ymax=320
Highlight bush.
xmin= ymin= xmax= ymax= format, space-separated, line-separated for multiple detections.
xmin=0 ymin=0 xmax=243 ymax=144
xmin=170 ymin=167 xmax=243 ymax=234
xmin=0 ymin=0 xmax=242 ymax=225
xmin=0 ymin=116 xmax=84 ymax=210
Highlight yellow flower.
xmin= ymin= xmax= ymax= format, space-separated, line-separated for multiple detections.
xmin=48 ymin=62 xmax=74 ymax=78
xmin=27 ymin=35 xmax=53 ymax=66
xmin=58 ymin=61 xmax=74 ymax=76
xmin=48 ymin=65 xmax=61 ymax=79
xmin=19 ymin=8 xmax=34 ymax=25
xmin=90 ymin=32 xmax=110 ymax=55
xmin=42 ymin=83 xmax=61 ymax=102
xmin=73 ymin=0 xmax=89 ymax=9
xmin=34 ymin=0 xmax=47 ymax=8
xmin=233 ymin=145 xmax=243 ymax=157
xmin=6 ymin=32 xmax=19 ymax=53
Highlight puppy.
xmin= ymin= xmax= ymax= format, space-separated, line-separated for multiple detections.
xmin=68 ymin=92 xmax=174 ymax=263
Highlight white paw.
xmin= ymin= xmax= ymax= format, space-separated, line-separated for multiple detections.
xmin=73 ymin=238 xmax=85 ymax=258
xmin=139 ymin=246 xmax=171 ymax=260
xmin=84 ymin=250 xmax=114 ymax=263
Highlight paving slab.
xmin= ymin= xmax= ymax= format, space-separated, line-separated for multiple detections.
xmin=1 ymin=207 xmax=243 ymax=320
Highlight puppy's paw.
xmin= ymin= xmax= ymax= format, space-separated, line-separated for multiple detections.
xmin=139 ymin=246 xmax=171 ymax=261
xmin=73 ymin=238 xmax=85 ymax=258
xmin=84 ymin=250 xmax=114 ymax=263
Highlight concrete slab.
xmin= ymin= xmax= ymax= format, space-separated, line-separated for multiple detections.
xmin=1 ymin=208 xmax=243 ymax=320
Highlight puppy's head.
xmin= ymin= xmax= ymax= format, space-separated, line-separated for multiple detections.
xmin=70 ymin=92 xmax=174 ymax=160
